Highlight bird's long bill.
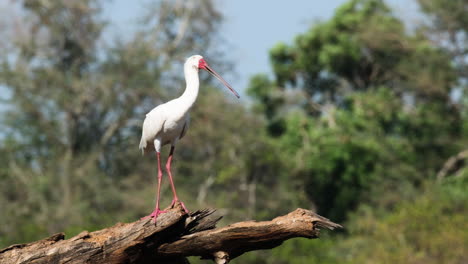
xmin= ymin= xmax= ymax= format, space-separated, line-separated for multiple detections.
xmin=204 ymin=65 xmax=240 ymax=98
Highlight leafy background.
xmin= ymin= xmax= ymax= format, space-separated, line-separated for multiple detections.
xmin=0 ymin=0 xmax=466 ymax=263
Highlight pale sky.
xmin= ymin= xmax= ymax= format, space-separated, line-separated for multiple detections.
xmin=103 ymin=0 xmax=420 ymax=94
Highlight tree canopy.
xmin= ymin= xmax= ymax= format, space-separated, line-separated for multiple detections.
xmin=247 ymin=0 xmax=466 ymax=222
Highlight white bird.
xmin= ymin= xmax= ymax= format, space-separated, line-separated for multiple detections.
xmin=139 ymin=55 xmax=239 ymax=222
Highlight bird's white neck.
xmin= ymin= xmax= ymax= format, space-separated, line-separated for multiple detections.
xmin=179 ymin=64 xmax=200 ymax=109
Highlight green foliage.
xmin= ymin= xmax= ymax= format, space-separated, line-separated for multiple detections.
xmin=272 ymin=88 xmax=424 ymax=220
xmin=247 ymin=0 xmax=465 ymax=222
xmin=0 ymin=0 xmax=257 ymax=245
xmin=345 ymin=177 xmax=467 ymax=264
xmin=0 ymin=0 xmax=467 ymax=263
xmin=253 ymin=177 xmax=467 ymax=264
xmin=255 ymin=0 xmax=456 ymax=105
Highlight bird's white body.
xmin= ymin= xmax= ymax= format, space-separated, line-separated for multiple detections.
xmin=139 ymin=101 xmax=190 ymax=153
xmin=139 ymin=55 xmax=201 ymax=153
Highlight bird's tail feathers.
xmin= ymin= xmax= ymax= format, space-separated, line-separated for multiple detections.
xmin=139 ymin=137 xmax=147 ymax=155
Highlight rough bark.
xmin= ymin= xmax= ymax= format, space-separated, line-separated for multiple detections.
xmin=0 ymin=204 xmax=341 ymax=264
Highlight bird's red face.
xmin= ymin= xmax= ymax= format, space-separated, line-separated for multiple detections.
xmin=198 ymin=58 xmax=208 ymax=70
xmin=197 ymin=58 xmax=240 ymax=99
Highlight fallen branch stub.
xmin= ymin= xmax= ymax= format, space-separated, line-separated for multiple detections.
xmin=0 ymin=205 xmax=341 ymax=264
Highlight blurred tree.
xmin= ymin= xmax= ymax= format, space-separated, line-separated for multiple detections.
xmin=417 ymin=0 xmax=467 ymax=80
xmin=264 ymin=0 xmax=457 ymax=107
xmin=0 ymin=0 xmax=257 ymax=246
xmin=0 ymin=0 xmax=111 ymax=242
xmin=254 ymin=177 xmax=467 ymax=264
xmin=417 ymin=0 xmax=468 ymax=150
xmin=247 ymin=0 xmax=464 ymax=221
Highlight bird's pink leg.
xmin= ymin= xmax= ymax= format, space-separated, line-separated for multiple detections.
xmin=166 ymin=146 xmax=189 ymax=214
xmin=142 ymin=151 xmax=167 ymax=222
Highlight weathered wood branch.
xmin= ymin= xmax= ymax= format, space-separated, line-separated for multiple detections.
xmin=437 ymin=149 xmax=468 ymax=181
xmin=0 ymin=204 xmax=341 ymax=264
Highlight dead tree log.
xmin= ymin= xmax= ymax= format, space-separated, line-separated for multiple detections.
xmin=0 ymin=204 xmax=341 ymax=264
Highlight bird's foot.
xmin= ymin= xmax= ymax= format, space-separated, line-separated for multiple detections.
xmin=170 ymin=199 xmax=189 ymax=214
xmin=141 ymin=208 xmax=168 ymax=223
